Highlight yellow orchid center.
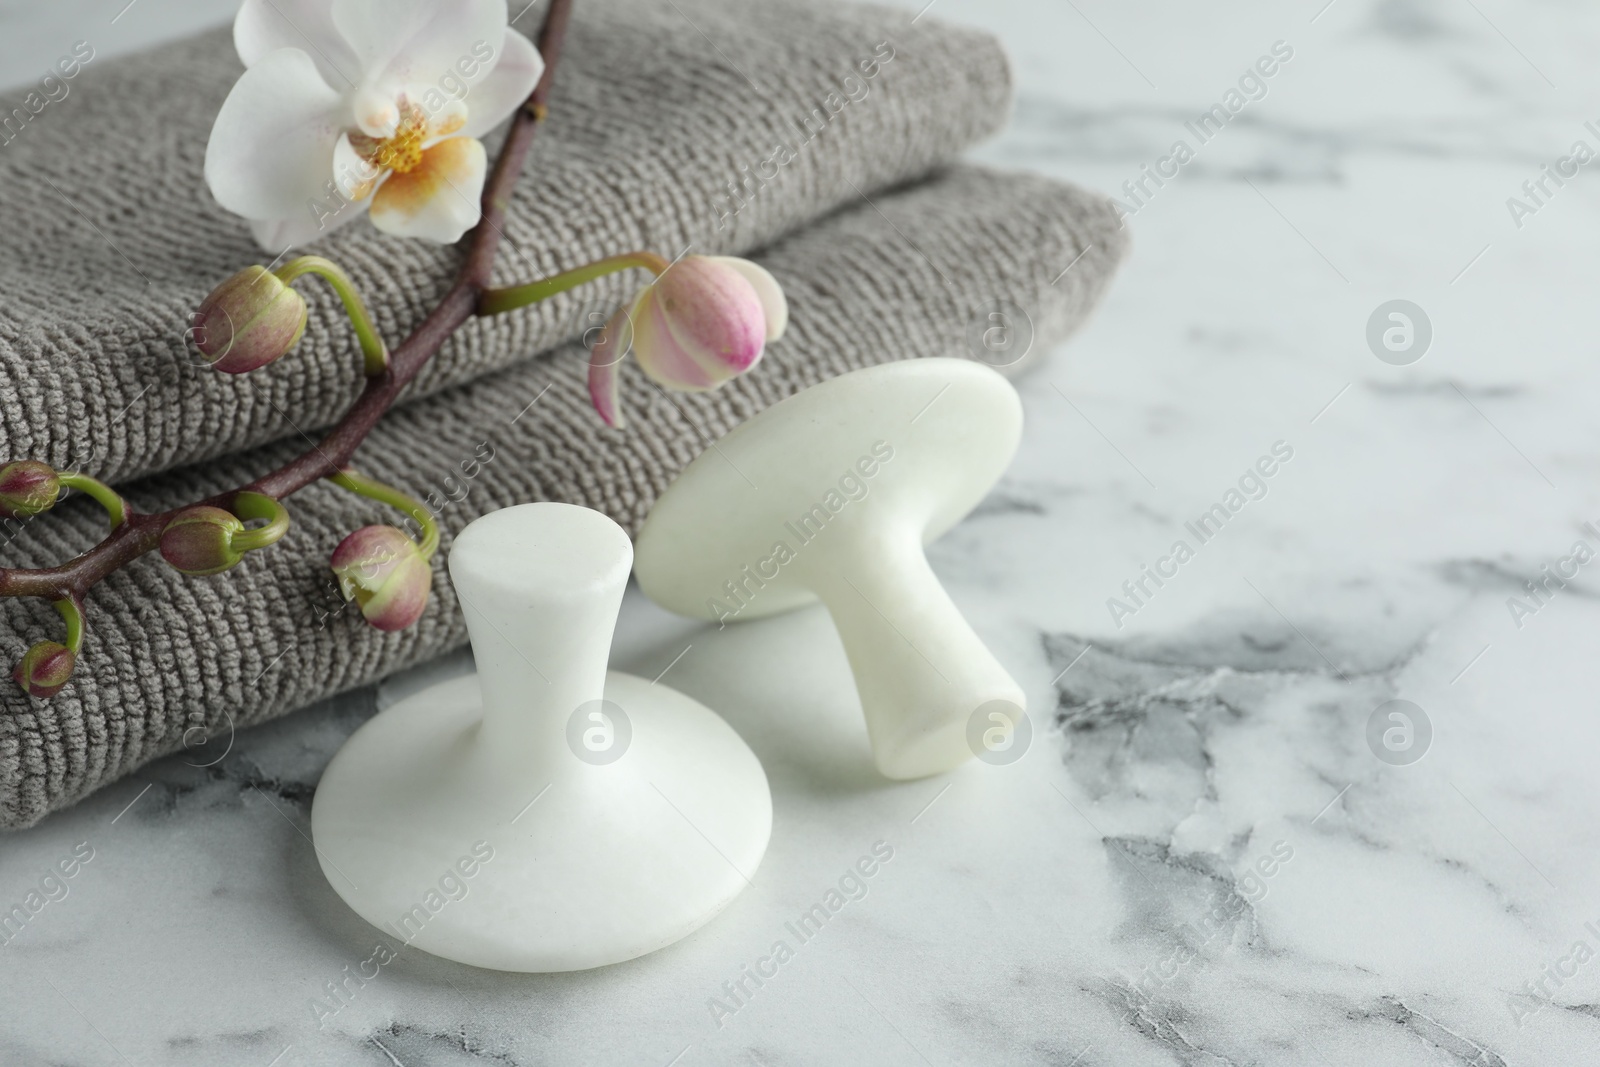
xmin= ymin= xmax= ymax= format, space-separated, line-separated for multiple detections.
xmin=365 ymin=104 xmax=430 ymax=175
xmin=348 ymin=100 xmax=469 ymax=188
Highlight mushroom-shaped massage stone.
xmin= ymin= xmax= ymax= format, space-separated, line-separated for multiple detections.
xmin=310 ymin=503 xmax=772 ymax=972
xmin=633 ymin=358 xmax=1025 ymax=779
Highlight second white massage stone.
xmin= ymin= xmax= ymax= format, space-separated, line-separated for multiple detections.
xmin=632 ymin=357 xmax=1027 ymax=780
xmin=310 ymin=502 xmax=772 ymax=972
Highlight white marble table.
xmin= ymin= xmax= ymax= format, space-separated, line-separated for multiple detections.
xmin=6 ymin=0 xmax=1600 ymax=1063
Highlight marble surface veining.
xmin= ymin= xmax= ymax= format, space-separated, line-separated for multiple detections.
xmin=5 ymin=0 xmax=1600 ymax=1063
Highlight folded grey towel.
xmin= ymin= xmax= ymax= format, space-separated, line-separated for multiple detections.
xmin=0 ymin=0 xmax=1011 ymax=485
xmin=0 ymin=163 xmax=1127 ymax=827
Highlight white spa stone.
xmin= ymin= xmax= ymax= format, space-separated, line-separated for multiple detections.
xmin=309 ymin=502 xmax=772 ymax=972
xmin=633 ymin=357 xmax=1027 ymax=779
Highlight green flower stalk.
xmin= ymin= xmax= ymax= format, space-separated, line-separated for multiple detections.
xmin=272 ymin=256 xmax=389 ymax=376
xmin=477 ymin=251 xmax=671 ymax=316
xmin=58 ymin=471 xmax=127 ymax=529
xmin=328 ymin=470 xmax=438 ymax=560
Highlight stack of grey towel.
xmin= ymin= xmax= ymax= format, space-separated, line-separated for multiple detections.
xmin=0 ymin=0 xmax=1127 ymax=827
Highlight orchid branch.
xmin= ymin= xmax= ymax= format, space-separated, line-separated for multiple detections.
xmin=0 ymin=0 xmax=787 ymax=699
xmin=0 ymin=0 xmax=576 ymax=694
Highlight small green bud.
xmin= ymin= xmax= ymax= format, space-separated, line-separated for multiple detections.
xmin=330 ymin=525 xmax=432 ymax=631
xmin=192 ymin=266 xmax=308 ymax=374
xmin=13 ymin=641 xmax=74 ymax=698
xmin=160 ymin=506 xmax=247 ymax=576
xmin=0 ymin=461 xmax=61 ymax=518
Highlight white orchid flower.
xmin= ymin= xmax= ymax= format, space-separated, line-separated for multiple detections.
xmin=205 ymin=0 xmax=543 ymax=250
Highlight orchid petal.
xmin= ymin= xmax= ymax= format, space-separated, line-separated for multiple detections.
xmin=632 ymin=259 xmax=766 ymax=389
xmin=205 ymin=48 xmax=347 ymax=223
xmin=248 ymin=201 xmax=368 ymax=253
xmin=350 ymin=85 xmax=402 ymax=137
xmin=710 ymin=256 xmax=788 ymax=342
xmin=409 ymin=93 xmax=469 ymax=140
xmin=361 ymin=554 xmax=433 ymax=631
xmin=333 ymin=0 xmax=507 ymax=94
xmin=461 ymin=29 xmax=544 ymax=138
xmin=369 ymin=136 xmax=486 ymax=243
xmin=332 ymin=133 xmax=383 ymax=201
xmin=631 ymin=287 xmax=724 ymax=391
xmin=587 ymin=303 xmax=637 ymax=429
xmin=235 ymin=0 xmax=361 ymax=89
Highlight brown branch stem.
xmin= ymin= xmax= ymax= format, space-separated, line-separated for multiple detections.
xmin=0 ymin=0 xmax=575 ymax=606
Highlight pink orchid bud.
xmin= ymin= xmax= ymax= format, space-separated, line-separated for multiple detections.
xmin=330 ymin=525 xmax=432 ymax=632
xmin=14 ymin=641 xmax=74 ymax=698
xmin=589 ymin=255 xmax=787 ymax=428
xmin=160 ymin=506 xmax=246 ymax=576
xmin=192 ymin=265 xmax=308 ymax=374
xmin=0 ymin=461 xmax=60 ymax=518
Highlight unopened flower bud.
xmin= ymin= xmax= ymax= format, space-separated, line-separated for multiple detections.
xmin=160 ymin=506 xmax=246 ymax=576
xmin=192 ymin=265 xmax=308 ymax=374
xmin=0 ymin=461 xmax=60 ymax=518
xmin=13 ymin=641 xmax=74 ymax=698
xmin=330 ymin=525 xmax=432 ymax=631
xmin=588 ymin=255 xmax=787 ymax=427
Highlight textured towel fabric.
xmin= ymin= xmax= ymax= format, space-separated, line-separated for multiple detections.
xmin=0 ymin=0 xmax=1012 ymax=485
xmin=0 ymin=163 xmax=1128 ymax=827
